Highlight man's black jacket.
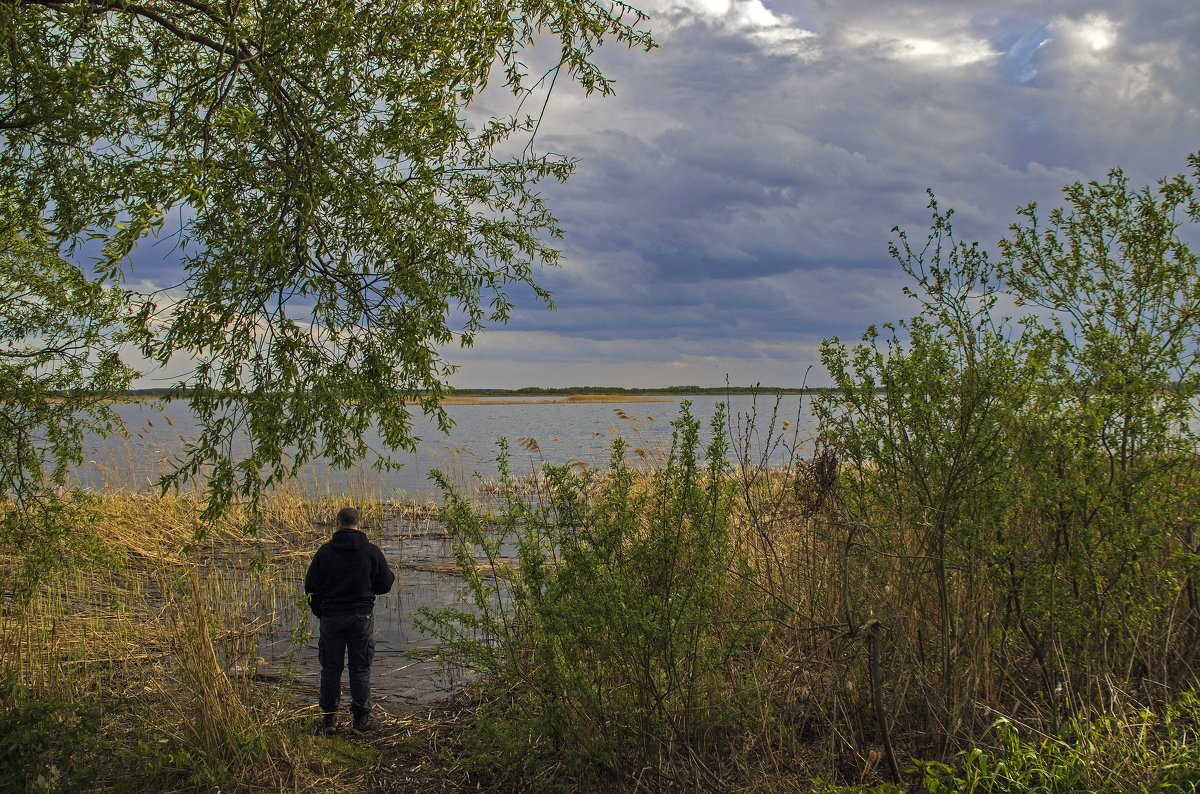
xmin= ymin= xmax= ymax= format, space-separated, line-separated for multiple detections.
xmin=304 ymin=529 xmax=395 ymax=617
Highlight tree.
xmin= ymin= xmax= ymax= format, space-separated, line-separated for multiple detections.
xmin=815 ymin=155 xmax=1200 ymax=732
xmin=998 ymin=156 xmax=1200 ymax=677
xmin=815 ymin=196 xmax=1035 ymax=744
xmin=0 ymin=200 xmax=135 ymax=599
xmin=0 ymin=1 xmax=655 ymax=521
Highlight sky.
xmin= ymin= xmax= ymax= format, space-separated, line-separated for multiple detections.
xmin=440 ymin=0 xmax=1200 ymax=389
xmin=131 ymin=0 xmax=1200 ymax=390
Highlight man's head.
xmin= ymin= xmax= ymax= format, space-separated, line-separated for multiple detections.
xmin=336 ymin=506 xmax=360 ymax=530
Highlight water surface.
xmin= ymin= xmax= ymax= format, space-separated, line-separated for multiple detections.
xmin=80 ymin=393 xmax=817 ymax=704
xmin=80 ymin=394 xmax=818 ymax=498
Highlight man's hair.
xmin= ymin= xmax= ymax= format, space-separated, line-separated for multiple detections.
xmin=336 ymin=506 xmax=360 ymax=528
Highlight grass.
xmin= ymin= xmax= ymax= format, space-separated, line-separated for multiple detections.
xmin=3 ymin=435 xmax=1199 ymax=790
xmin=0 ymin=483 xmax=420 ymax=791
xmin=407 ymin=403 xmax=1200 ymax=790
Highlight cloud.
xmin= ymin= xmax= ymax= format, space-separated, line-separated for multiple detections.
xmin=114 ymin=1 xmax=1200 ymax=389
xmin=446 ymin=328 xmax=827 ymax=389
xmin=836 ymin=24 xmax=997 ymax=68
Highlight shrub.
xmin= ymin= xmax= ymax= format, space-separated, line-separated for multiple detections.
xmin=422 ymin=402 xmax=763 ymax=787
xmin=0 ymin=675 xmax=104 ymax=791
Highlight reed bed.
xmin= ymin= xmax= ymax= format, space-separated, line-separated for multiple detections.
xmin=0 ymin=441 xmax=537 ymax=791
xmin=5 ymin=430 xmax=1198 ymax=791
xmin=0 ymin=478 xmax=453 ymax=790
xmin=702 ymin=442 xmax=1200 ymax=791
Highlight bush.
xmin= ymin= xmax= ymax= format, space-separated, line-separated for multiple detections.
xmin=422 ymin=402 xmax=764 ymax=787
xmin=0 ymin=675 xmax=104 ymax=792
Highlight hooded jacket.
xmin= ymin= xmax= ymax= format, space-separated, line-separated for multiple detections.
xmin=304 ymin=529 xmax=395 ymax=617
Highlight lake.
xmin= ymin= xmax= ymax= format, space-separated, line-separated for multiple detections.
xmin=75 ymin=393 xmax=819 ymax=707
xmin=77 ymin=393 xmax=820 ymax=499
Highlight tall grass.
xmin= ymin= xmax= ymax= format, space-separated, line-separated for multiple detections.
xmin=5 ymin=397 xmax=1199 ymax=790
xmin=419 ymin=398 xmax=1200 ymax=791
xmin=0 ymin=485 xmax=363 ymax=790
xmin=421 ymin=403 xmax=766 ymax=789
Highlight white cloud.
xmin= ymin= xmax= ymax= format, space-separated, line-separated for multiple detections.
xmin=735 ymin=0 xmax=780 ymax=28
xmin=644 ymin=0 xmax=778 ymax=26
xmin=840 ymin=26 xmax=996 ymax=68
xmin=689 ymin=0 xmax=732 ymax=18
xmin=1028 ymin=9 xmax=1193 ymax=164
xmin=637 ymin=0 xmax=818 ymax=56
xmin=1064 ymin=12 xmax=1118 ymax=53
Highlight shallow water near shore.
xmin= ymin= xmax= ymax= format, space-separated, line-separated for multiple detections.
xmin=75 ymin=394 xmax=817 ymax=706
xmin=257 ymin=507 xmax=518 ymax=706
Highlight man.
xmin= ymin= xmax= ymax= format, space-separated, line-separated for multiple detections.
xmin=304 ymin=506 xmax=395 ymax=734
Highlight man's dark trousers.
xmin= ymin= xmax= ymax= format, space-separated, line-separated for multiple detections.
xmin=318 ymin=613 xmax=375 ymax=721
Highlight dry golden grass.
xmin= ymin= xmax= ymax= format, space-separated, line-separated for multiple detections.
xmin=9 ymin=453 xmax=1191 ymax=791
xmin=0 ymin=488 xmax=384 ymax=789
xmin=0 ymin=478 xmax=536 ymax=790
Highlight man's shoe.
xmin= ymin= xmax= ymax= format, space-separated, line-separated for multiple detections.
xmin=351 ymin=715 xmax=380 ymax=734
xmin=315 ymin=714 xmax=337 ymax=735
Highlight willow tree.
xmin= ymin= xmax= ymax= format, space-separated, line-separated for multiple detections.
xmin=0 ymin=1 xmax=654 ymax=522
xmin=0 ymin=207 xmax=136 ymax=599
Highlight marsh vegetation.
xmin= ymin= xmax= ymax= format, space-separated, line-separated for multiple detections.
xmin=6 ymin=384 xmax=1198 ymax=791
xmin=4 ymin=79 xmax=1200 ymax=787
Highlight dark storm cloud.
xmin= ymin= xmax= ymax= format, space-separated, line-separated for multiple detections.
xmin=458 ymin=0 xmax=1200 ymax=389
xmin=116 ymin=0 xmax=1200 ymax=388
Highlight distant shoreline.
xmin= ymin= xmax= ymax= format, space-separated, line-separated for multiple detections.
xmin=118 ymin=385 xmax=836 ymax=401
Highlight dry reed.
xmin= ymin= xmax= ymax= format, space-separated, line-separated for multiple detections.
xmin=0 ymin=483 xmax=454 ymax=790
xmin=6 ymin=440 xmax=1194 ymax=790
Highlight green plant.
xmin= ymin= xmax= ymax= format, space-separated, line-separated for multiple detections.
xmin=422 ymin=402 xmax=762 ymax=787
xmin=911 ymin=692 xmax=1200 ymax=793
xmin=997 ymin=158 xmax=1200 ymax=686
xmin=813 ymin=155 xmax=1200 ymax=747
xmin=2 ymin=0 xmax=655 ymax=530
xmin=815 ymin=195 xmax=1037 ymax=744
xmin=0 ymin=206 xmax=134 ymax=605
xmin=0 ymin=675 xmax=104 ymax=792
